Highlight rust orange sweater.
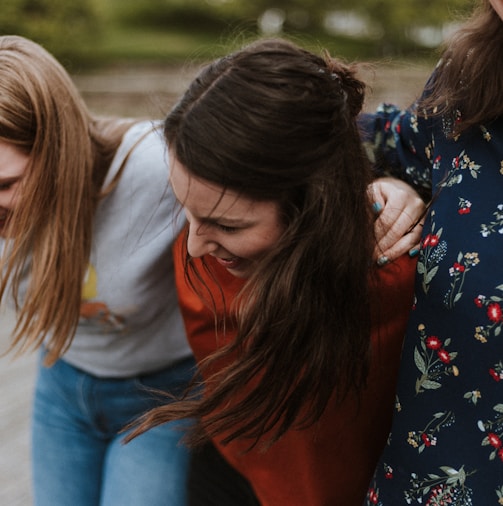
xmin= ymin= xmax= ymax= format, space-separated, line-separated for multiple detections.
xmin=174 ymin=234 xmax=416 ymax=506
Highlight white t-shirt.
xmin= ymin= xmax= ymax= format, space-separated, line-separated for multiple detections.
xmin=61 ymin=120 xmax=191 ymax=377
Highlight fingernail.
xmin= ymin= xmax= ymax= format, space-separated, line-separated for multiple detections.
xmin=377 ymin=256 xmax=389 ymax=266
xmin=372 ymin=202 xmax=383 ymax=213
xmin=409 ymin=248 xmax=419 ymax=257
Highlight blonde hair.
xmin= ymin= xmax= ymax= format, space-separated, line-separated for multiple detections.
xmin=0 ymin=35 xmax=135 ymax=363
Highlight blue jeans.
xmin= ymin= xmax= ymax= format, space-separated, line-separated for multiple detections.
xmin=32 ymin=353 xmax=196 ymax=506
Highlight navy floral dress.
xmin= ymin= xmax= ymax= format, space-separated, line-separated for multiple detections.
xmin=360 ymin=82 xmax=503 ymax=505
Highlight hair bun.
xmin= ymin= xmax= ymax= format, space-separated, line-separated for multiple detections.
xmin=323 ymin=57 xmax=365 ymax=117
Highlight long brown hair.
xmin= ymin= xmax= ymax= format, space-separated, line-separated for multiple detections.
xmin=129 ymin=38 xmax=376 ymax=446
xmin=421 ymin=0 xmax=503 ymax=134
xmin=0 ymin=35 xmax=135 ymax=363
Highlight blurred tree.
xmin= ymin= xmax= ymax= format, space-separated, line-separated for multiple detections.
xmin=215 ymin=0 xmax=473 ymax=55
xmin=0 ymin=0 xmax=101 ymax=59
xmin=0 ymin=0 xmax=476 ymax=64
xmin=111 ymin=0 xmax=235 ymax=32
xmin=330 ymin=0 xmax=473 ymax=55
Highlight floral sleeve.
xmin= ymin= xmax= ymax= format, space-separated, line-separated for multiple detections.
xmin=359 ymin=96 xmax=435 ymax=200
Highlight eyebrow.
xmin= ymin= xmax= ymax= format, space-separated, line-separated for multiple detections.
xmin=199 ymin=215 xmax=255 ymax=227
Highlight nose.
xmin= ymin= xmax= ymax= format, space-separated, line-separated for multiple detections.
xmin=186 ymin=222 xmax=218 ymax=258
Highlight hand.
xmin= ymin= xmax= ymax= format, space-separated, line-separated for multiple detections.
xmin=369 ymin=177 xmax=427 ymax=265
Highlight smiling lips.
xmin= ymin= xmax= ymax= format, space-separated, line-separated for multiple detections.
xmin=214 ymin=255 xmax=243 ymax=270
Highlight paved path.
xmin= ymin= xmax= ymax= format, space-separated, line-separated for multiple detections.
xmin=0 ymin=306 xmax=36 ymax=506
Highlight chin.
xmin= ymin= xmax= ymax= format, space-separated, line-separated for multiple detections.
xmin=226 ymin=268 xmax=249 ymax=279
xmin=226 ymin=262 xmax=254 ymax=278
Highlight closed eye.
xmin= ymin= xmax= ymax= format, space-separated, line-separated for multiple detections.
xmin=0 ymin=178 xmax=19 ymax=191
xmin=215 ymin=223 xmax=239 ymax=233
xmin=0 ymin=182 xmax=14 ymax=191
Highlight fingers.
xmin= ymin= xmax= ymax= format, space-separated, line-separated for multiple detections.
xmin=369 ymin=177 xmax=427 ymax=266
xmin=374 ymin=234 xmax=421 ymax=266
xmin=374 ymin=218 xmax=424 ymax=265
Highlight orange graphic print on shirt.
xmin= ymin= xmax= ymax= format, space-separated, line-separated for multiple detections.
xmin=80 ymin=264 xmax=125 ymax=331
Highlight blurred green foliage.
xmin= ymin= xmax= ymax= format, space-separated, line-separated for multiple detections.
xmin=0 ymin=0 xmax=475 ymax=67
xmin=0 ymin=0 xmax=100 ymax=58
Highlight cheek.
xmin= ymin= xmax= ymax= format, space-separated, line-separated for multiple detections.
xmin=3 ymin=188 xmax=21 ymax=209
xmin=10 ymin=191 xmax=21 ymax=207
xmin=0 ymin=191 xmax=15 ymax=208
xmin=261 ymin=218 xmax=285 ymax=246
xmin=241 ymin=227 xmax=284 ymax=260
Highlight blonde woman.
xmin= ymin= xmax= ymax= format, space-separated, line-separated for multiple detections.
xmin=0 ymin=35 xmax=194 ymax=506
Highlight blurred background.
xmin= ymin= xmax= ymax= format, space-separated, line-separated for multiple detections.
xmin=1 ymin=0 xmax=473 ymax=64
xmin=0 ymin=1 xmax=472 ymax=505
xmin=0 ymin=0 xmax=474 ymax=119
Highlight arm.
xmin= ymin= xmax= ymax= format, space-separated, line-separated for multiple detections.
xmin=359 ymin=103 xmax=434 ymax=197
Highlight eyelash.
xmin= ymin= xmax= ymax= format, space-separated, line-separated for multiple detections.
xmin=216 ymin=223 xmax=239 ymax=233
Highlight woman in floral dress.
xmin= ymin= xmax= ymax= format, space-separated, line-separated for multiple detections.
xmin=361 ymin=1 xmax=503 ymax=504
